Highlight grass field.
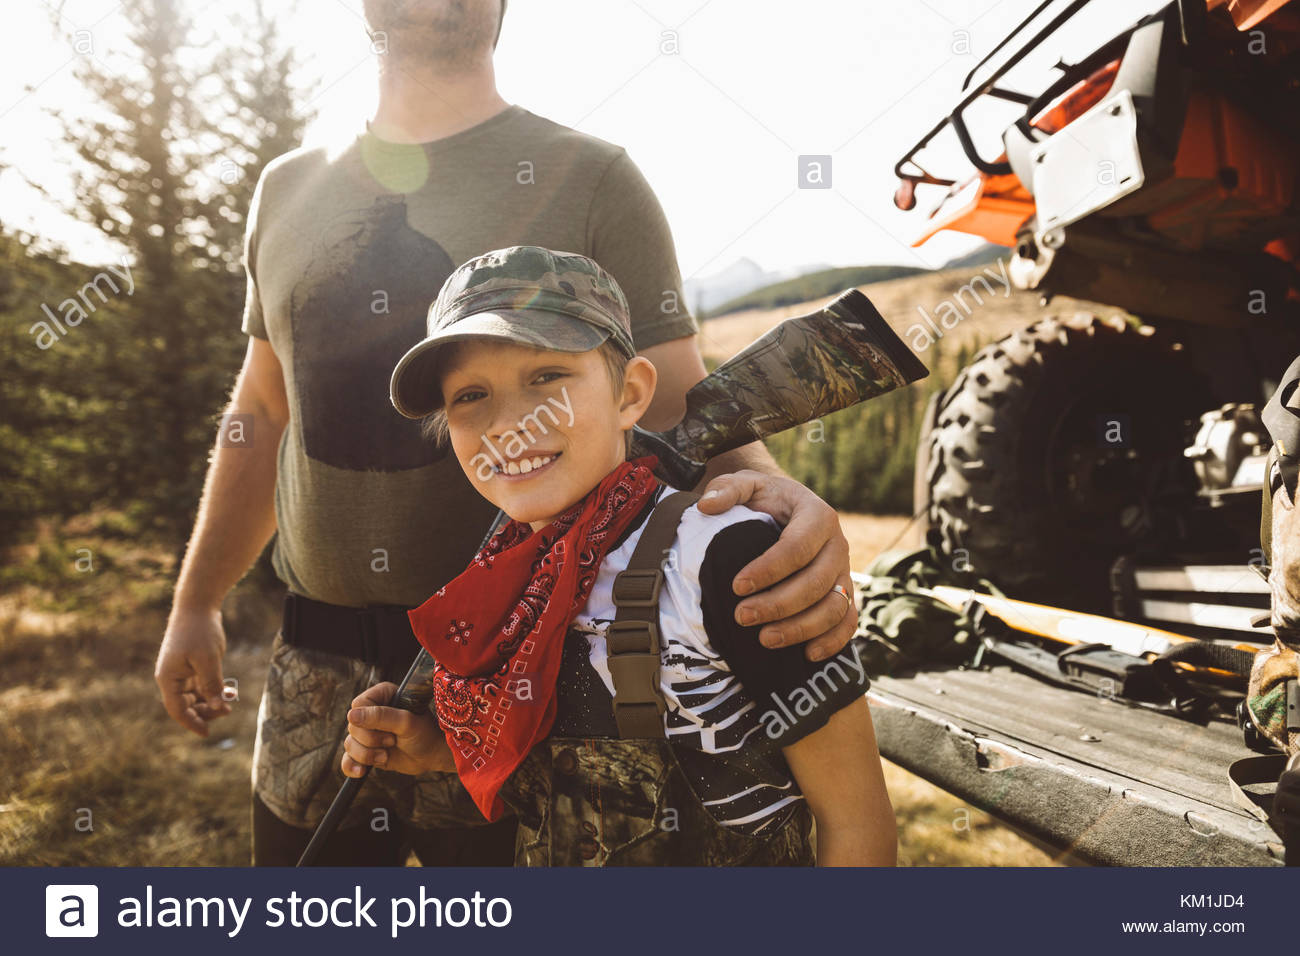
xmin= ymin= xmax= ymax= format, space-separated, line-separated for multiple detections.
xmin=694 ymin=260 xmax=1106 ymax=366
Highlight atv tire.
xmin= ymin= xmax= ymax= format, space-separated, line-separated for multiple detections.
xmin=920 ymin=313 xmax=1203 ymax=610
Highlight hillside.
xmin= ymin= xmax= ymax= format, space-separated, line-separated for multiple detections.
xmin=696 ymin=259 xmax=1115 ymax=365
xmin=706 ymin=258 xmax=1124 ymax=517
xmin=703 ymin=263 xmax=929 ymax=319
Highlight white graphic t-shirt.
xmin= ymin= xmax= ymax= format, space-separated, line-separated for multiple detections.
xmin=551 ymin=486 xmax=870 ymax=834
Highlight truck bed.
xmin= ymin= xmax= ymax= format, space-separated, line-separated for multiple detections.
xmin=867 ymin=665 xmax=1285 ymax=866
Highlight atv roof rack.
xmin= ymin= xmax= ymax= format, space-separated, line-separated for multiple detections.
xmin=892 ymin=0 xmax=1199 ymax=195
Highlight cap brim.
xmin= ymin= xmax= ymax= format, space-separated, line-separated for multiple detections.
xmin=389 ymin=310 xmax=611 ymax=419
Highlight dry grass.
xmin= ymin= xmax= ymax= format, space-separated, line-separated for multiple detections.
xmin=695 ymin=263 xmax=1113 ymax=365
xmin=0 ymin=521 xmax=280 ymax=867
xmin=841 ymin=512 xmax=926 ymax=572
xmin=0 ymin=630 xmax=269 ymax=866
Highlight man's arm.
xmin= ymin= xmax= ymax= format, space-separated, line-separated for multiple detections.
xmin=154 ymin=336 xmax=289 ymax=736
xmin=639 ymin=335 xmax=857 ymax=662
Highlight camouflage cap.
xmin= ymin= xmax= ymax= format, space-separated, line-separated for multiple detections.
xmin=390 ymin=245 xmax=635 ymax=419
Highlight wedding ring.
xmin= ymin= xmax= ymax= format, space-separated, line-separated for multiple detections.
xmin=831 ymin=583 xmax=853 ymax=610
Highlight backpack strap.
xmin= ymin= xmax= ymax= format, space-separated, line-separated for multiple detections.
xmin=608 ymin=490 xmax=699 ymax=739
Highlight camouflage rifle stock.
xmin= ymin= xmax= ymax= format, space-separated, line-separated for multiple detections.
xmin=296 ymin=287 xmax=927 ymax=866
xmin=632 ymin=289 xmax=929 ymax=488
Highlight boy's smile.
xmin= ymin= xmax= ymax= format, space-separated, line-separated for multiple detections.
xmin=439 ymin=340 xmax=656 ymax=530
xmin=491 ymin=450 xmax=559 ymax=476
xmin=491 ymin=450 xmax=561 ymax=478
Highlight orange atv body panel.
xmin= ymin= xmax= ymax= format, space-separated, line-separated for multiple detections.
xmin=915 ymin=4 xmax=1298 ymax=260
xmin=911 ymin=174 xmax=1033 ymax=248
xmin=1141 ymin=88 xmax=1297 ymax=251
xmin=1208 ymin=0 xmax=1297 ymax=30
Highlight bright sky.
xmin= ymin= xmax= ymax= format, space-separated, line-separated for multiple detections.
xmin=1 ymin=0 xmax=1167 ymax=280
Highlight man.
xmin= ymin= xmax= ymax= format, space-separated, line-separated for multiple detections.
xmin=154 ymin=0 xmax=858 ymax=867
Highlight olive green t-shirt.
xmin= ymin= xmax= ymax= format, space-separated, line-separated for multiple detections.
xmin=241 ymin=105 xmax=698 ymax=606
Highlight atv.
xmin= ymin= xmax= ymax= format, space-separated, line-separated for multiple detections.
xmin=872 ymin=0 xmax=1300 ymax=864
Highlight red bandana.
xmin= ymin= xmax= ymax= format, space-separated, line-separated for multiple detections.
xmin=408 ymin=456 xmax=661 ymax=821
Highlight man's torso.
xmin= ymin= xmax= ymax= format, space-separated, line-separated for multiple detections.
xmin=245 ymin=105 xmax=693 ymax=606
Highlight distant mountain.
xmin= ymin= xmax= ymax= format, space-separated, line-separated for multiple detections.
xmin=684 ymin=257 xmax=831 ymax=316
xmin=940 ymin=243 xmax=1007 ymax=271
xmin=702 ymin=264 xmax=928 ymax=318
xmin=691 ymin=245 xmax=1008 ymax=319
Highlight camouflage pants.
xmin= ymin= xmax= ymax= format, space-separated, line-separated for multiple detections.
xmin=500 ymin=736 xmax=815 ymax=866
xmin=251 ymin=629 xmax=494 ymax=833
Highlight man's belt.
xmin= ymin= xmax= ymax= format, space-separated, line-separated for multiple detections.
xmin=281 ymin=592 xmax=419 ymax=681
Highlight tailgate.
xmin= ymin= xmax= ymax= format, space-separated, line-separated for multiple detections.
xmin=869 ymin=666 xmax=1284 ymax=866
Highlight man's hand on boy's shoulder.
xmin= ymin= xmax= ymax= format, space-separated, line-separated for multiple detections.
xmin=695 ymin=469 xmax=856 ymax=663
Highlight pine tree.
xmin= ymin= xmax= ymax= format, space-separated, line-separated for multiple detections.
xmin=41 ymin=0 xmax=310 ymax=545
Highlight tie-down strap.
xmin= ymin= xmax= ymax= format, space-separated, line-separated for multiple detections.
xmin=608 ymin=490 xmax=699 ymax=738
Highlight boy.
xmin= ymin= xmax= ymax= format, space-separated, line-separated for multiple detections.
xmin=343 ymin=246 xmax=896 ymax=865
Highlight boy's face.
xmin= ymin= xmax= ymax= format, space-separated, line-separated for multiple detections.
xmin=439 ymin=339 xmax=655 ymax=531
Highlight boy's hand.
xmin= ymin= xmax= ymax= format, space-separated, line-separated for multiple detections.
xmin=696 ymin=470 xmax=855 ymax=663
xmin=342 ymin=682 xmax=457 ymax=778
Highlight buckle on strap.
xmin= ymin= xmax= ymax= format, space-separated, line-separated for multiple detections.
xmin=606 ymin=654 xmax=664 ymax=706
xmin=614 ymin=702 xmax=664 ymax=739
xmin=611 ymin=568 xmax=664 ymax=608
xmin=606 ymin=620 xmax=664 ymax=719
xmin=606 ymin=618 xmax=659 ymax=655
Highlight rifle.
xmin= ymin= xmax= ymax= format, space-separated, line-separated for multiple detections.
xmin=919 ymin=584 xmax=1260 ymax=706
xmin=296 ymin=288 xmax=927 ymax=865
xmin=920 ymin=585 xmax=1262 ymax=661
